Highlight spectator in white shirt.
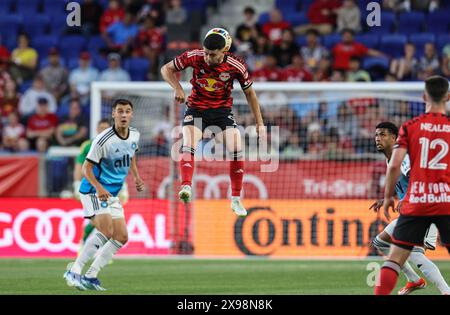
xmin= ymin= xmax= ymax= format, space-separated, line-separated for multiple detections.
xmin=2 ymin=112 xmax=29 ymax=152
xmin=18 ymin=75 xmax=57 ymax=118
xmin=69 ymin=52 xmax=99 ymax=105
xmin=99 ymin=52 xmax=131 ymax=82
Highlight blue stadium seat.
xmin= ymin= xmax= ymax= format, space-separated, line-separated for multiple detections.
xmin=295 ymin=36 xmax=307 ymax=47
xmin=58 ymin=35 xmax=87 ymax=60
xmin=124 ymin=58 xmax=150 ymax=81
xmin=93 ymin=55 xmax=108 ymax=71
xmin=39 ymin=57 xmax=66 ymax=69
xmin=362 ymin=56 xmax=389 ymax=70
xmin=366 ymin=11 xmax=395 ymax=34
xmin=0 ymin=1 xmax=13 ymax=13
xmin=43 ymin=0 xmax=66 ymax=12
xmin=409 ymin=33 xmax=436 ymax=57
xmin=323 ymin=33 xmax=341 ymax=49
xmin=437 ymin=34 xmax=450 ymax=52
xmin=277 ymin=0 xmax=300 ymax=14
xmin=49 ymin=14 xmax=70 ymax=35
xmin=67 ymin=58 xmax=79 ymax=70
xmin=0 ymin=15 xmax=23 ymax=37
xmin=284 ymin=12 xmax=308 ymax=27
xmin=426 ymin=11 xmax=450 ymax=34
xmin=354 ymin=34 xmax=379 ymax=49
xmin=258 ymin=12 xmax=270 ymax=25
xmin=379 ymin=34 xmax=407 ymax=58
xmin=15 ymin=0 xmax=40 ymax=15
xmin=397 ymin=12 xmax=425 ymax=35
xmin=22 ymin=15 xmax=50 ymax=37
xmin=31 ymin=35 xmax=58 ymax=57
xmin=87 ymin=36 xmax=107 ymax=55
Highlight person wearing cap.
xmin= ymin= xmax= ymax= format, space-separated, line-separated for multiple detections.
xmin=99 ymin=52 xmax=131 ymax=82
xmin=18 ymin=75 xmax=57 ymax=119
xmin=69 ymin=51 xmax=99 ymax=105
xmin=25 ymin=97 xmax=58 ymax=153
xmin=39 ymin=48 xmax=69 ymax=102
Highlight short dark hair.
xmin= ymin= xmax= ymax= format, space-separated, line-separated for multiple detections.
xmin=341 ymin=28 xmax=355 ymax=36
xmin=376 ymin=122 xmax=398 ymax=138
xmin=243 ymin=6 xmax=255 ymax=15
xmin=425 ymin=75 xmax=449 ymax=103
xmin=98 ymin=118 xmax=111 ymax=126
xmin=112 ymin=99 xmax=133 ymax=110
xmin=305 ymin=29 xmax=320 ymax=37
xmin=203 ymin=33 xmax=225 ymax=50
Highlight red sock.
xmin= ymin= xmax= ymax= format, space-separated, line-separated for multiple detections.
xmin=180 ymin=148 xmax=195 ymax=186
xmin=230 ymin=160 xmax=244 ymax=197
xmin=374 ymin=266 xmax=399 ymax=295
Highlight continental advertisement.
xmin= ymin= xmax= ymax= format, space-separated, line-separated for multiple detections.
xmin=193 ymin=200 xmax=450 ymax=259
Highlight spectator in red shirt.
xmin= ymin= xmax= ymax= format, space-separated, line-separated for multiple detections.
xmin=252 ymin=55 xmax=283 ymax=82
xmin=133 ymin=16 xmax=164 ymax=80
xmin=281 ymin=54 xmax=313 ymax=82
xmin=261 ymin=8 xmax=291 ymax=46
xmin=26 ymin=97 xmax=58 ymax=153
xmin=332 ymin=29 xmax=386 ymax=70
xmin=100 ymin=0 xmax=125 ymax=34
xmin=0 ymin=36 xmax=10 ymax=62
xmin=296 ymin=0 xmax=342 ymax=35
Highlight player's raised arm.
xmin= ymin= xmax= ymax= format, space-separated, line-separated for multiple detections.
xmin=160 ymin=60 xmax=186 ymax=103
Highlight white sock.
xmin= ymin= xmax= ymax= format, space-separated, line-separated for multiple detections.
xmin=85 ymin=239 xmax=123 ymax=278
xmin=402 ymin=261 xmax=421 ymax=283
xmin=372 ymin=236 xmax=420 ymax=282
xmin=71 ymin=231 xmax=108 ymax=274
xmin=231 ymin=196 xmax=240 ymax=202
xmin=409 ymin=251 xmax=450 ymax=295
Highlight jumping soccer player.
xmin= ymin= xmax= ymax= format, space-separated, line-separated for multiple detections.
xmin=73 ymin=118 xmax=129 ymax=255
xmin=370 ymin=121 xmax=450 ymax=295
xmin=160 ymin=28 xmax=265 ymax=216
xmin=375 ymin=76 xmax=450 ymax=295
xmin=64 ymin=99 xmax=144 ymax=291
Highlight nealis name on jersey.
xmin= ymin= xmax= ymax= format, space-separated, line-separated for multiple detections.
xmin=420 ymin=122 xmax=450 ymax=133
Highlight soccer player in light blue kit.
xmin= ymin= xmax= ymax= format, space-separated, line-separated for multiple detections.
xmin=370 ymin=122 xmax=449 ymax=295
xmin=64 ymin=99 xmax=145 ymax=291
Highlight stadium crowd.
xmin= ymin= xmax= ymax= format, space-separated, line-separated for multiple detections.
xmin=0 ymin=0 xmax=449 ymax=155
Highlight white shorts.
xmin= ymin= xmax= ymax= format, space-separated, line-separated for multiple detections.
xmin=384 ymin=219 xmax=438 ymax=250
xmin=80 ymin=194 xmax=125 ymax=220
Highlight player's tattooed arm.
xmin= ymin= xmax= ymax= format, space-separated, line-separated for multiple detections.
xmin=130 ymin=156 xmax=145 ymax=192
xmin=82 ymin=160 xmax=112 ymax=201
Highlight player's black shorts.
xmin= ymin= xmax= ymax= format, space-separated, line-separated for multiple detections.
xmin=182 ymin=106 xmax=237 ymax=132
xmin=392 ymin=215 xmax=450 ymax=253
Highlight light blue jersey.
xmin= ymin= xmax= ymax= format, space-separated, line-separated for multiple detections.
xmin=389 ymin=154 xmax=410 ymax=200
xmin=79 ymin=126 xmax=140 ymax=196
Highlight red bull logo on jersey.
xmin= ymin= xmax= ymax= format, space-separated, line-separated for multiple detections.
xmin=196 ymin=78 xmax=225 ymax=92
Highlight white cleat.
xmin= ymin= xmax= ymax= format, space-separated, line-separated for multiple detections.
xmin=231 ymin=198 xmax=247 ymax=217
xmin=178 ymin=185 xmax=192 ymax=203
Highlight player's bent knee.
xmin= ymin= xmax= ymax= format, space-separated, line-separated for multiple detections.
xmin=115 ymin=234 xmax=128 ymax=245
xmin=378 ymin=231 xmax=392 ymax=243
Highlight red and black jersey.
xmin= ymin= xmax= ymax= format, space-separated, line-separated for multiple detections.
xmin=173 ymin=49 xmax=253 ymax=110
xmin=395 ymin=112 xmax=450 ymax=216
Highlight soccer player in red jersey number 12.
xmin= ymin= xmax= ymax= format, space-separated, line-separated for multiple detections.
xmin=160 ymin=28 xmax=266 ymax=216
xmin=375 ymin=76 xmax=450 ymax=295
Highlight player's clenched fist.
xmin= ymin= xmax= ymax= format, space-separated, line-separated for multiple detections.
xmin=135 ymin=177 xmax=145 ymax=192
xmin=174 ymin=88 xmax=186 ymax=104
xmin=256 ymin=124 xmax=267 ymax=143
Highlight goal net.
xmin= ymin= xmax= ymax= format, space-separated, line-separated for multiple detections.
xmin=90 ymin=82 xmax=449 ymax=259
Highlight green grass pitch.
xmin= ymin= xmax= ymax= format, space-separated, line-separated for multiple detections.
xmin=0 ymin=258 xmax=449 ymax=295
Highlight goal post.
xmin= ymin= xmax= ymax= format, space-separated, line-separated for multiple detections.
xmin=89 ymin=81 xmax=450 ymax=259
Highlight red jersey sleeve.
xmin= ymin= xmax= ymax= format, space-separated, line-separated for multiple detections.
xmin=173 ymin=49 xmax=201 ymax=71
xmin=356 ymin=43 xmax=369 ymax=56
xmin=227 ymin=54 xmax=253 ymax=90
xmin=395 ymin=124 xmax=409 ymax=149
